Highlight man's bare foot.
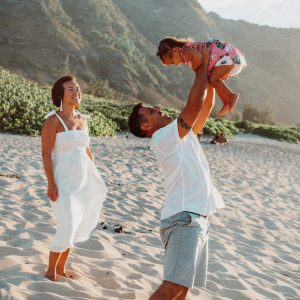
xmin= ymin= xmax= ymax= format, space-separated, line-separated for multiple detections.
xmin=56 ymin=269 xmax=73 ymax=278
xmin=45 ymin=271 xmax=57 ymax=281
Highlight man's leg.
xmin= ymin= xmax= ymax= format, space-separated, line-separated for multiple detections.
xmin=152 ymin=212 xmax=208 ymax=300
xmin=149 ymin=281 xmax=189 ymax=300
xmin=175 ymin=287 xmax=189 ymax=300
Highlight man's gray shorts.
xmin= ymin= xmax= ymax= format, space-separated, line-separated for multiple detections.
xmin=160 ymin=211 xmax=209 ymax=288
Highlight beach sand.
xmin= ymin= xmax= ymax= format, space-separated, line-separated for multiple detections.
xmin=0 ymin=133 xmax=299 ymax=300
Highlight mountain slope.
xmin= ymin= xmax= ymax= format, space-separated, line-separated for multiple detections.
xmin=0 ymin=0 xmax=299 ymax=123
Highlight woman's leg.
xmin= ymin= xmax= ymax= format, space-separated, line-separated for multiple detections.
xmin=209 ymin=65 xmax=238 ymax=116
xmin=45 ymin=251 xmax=62 ymax=281
xmin=56 ymin=248 xmax=73 ymax=278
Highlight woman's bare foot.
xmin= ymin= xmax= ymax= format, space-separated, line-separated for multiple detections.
xmin=56 ymin=269 xmax=74 ymax=278
xmin=45 ymin=270 xmax=57 ymax=281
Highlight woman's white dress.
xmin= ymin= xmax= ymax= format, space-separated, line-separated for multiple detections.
xmin=46 ymin=111 xmax=107 ymax=252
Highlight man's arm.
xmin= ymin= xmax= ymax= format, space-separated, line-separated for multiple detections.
xmin=177 ymin=44 xmax=210 ymax=139
xmin=192 ymin=84 xmax=215 ymax=135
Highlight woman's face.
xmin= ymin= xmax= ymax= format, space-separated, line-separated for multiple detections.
xmin=62 ymin=80 xmax=81 ymax=107
xmin=162 ymin=48 xmax=183 ymax=66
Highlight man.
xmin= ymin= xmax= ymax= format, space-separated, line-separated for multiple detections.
xmin=128 ymin=44 xmax=224 ymax=300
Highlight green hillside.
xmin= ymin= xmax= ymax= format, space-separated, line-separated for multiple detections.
xmin=1 ymin=67 xmax=299 ymax=143
xmin=0 ymin=0 xmax=299 ymax=124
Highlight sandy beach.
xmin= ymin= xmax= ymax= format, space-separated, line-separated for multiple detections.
xmin=0 ymin=132 xmax=299 ymax=300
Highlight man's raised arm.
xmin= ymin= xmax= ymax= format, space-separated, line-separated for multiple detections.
xmin=192 ymin=85 xmax=215 ymax=135
xmin=177 ymin=44 xmax=210 ymax=139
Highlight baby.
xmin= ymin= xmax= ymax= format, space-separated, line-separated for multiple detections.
xmin=157 ymin=37 xmax=247 ymax=116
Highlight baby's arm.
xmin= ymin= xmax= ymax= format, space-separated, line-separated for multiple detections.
xmin=182 ymin=45 xmax=202 ymax=71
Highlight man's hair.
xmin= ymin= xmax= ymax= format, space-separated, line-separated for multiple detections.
xmin=128 ymin=103 xmax=147 ymax=138
xmin=51 ymin=75 xmax=77 ymax=107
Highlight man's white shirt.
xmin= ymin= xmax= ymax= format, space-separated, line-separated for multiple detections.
xmin=150 ymin=119 xmax=225 ymax=220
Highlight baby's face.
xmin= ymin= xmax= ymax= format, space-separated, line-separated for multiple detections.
xmin=162 ymin=48 xmax=182 ymax=66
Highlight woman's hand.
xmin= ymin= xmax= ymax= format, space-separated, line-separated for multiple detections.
xmin=47 ymin=182 xmax=59 ymax=202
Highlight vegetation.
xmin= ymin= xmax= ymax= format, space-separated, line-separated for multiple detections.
xmin=236 ymin=120 xmax=300 ymax=143
xmin=0 ymin=67 xmax=52 ymax=136
xmin=252 ymin=126 xmax=300 ymax=144
xmin=1 ymin=0 xmax=300 ymax=125
xmin=0 ymin=67 xmax=299 ymax=143
xmin=203 ymin=118 xmax=240 ymax=136
xmin=0 ymin=67 xmax=123 ymax=137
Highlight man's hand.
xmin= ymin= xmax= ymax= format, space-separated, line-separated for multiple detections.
xmin=196 ymin=43 xmax=210 ymax=70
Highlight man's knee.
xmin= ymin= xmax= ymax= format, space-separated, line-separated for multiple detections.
xmin=149 ymin=281 xmax=189 ymax=300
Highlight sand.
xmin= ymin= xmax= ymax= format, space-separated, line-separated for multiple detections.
xmin=0 ymin=132 xmax=299 ymax=300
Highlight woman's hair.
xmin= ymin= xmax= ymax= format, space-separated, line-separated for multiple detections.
xmin=128 ymin=103 xmax=147 ymax=138
xmin=51 ymin=75 xmax=78 ymax=107
xmin=156 ymin=37 xmax=192 ymax=61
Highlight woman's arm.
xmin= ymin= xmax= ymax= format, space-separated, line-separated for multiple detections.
xmin=86 ymin=147 xmax=94 ymax=162
xmin=41 ymin=116 xmax=59 ymax=202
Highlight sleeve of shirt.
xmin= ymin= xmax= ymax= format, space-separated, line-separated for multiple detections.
xmin=151 ymin=119 xmax=181 ymax=154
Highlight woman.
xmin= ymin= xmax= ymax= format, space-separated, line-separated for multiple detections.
xmin=41 ymin=76 xmax=107 ymax=281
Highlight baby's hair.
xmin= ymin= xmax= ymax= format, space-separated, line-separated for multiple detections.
xmin=156 ymin=37 xmax=193 ymax=61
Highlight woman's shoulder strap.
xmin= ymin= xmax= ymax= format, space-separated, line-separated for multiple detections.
xmin=45 ymin=110 xmax=69 ymax=131
xmin=44 ymin=110 xmax=56 ymax=119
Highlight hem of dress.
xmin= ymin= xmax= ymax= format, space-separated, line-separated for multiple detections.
xmin=49 ymin=243 xmax=73 ymax=253
xmin=50 ymin=235 xmax=91 ymax=252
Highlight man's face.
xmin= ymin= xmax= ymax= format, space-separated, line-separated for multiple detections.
xmin=138 ymin=105 xmax=172 ymax=135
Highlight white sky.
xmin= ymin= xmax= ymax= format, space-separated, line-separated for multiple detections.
xmin=198 ymin=0 xmax=300 ymax=29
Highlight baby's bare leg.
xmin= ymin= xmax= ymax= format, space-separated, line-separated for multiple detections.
xmin=209 ymin=65 xmax=238 ymax=116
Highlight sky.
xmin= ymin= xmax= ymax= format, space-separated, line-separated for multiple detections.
xmin=198 ymin=0 xmax=300 ymax=29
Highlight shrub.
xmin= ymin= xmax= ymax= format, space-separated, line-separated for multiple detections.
xmin=203 ymin=118 xmax=239 ymax=136
xmin=1 ymin=67 xmax=299 ymax=143
xmin=253 ymin=126 xmax=300 ymax=143
xmin=0 ymin=67 xmax=123 ymax=136
xmin=82 ymin=110 xmax=119 ymax=136
xmin=0 ymin=67 xmax=52 ymax=135
xmin=235 ymin=120 xmax=258 ymax=132
xmin=81 ymin=97 xmax=133 ymax=132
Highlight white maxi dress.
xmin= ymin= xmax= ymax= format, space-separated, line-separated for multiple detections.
xmin=46 ymin=111 xmax=107 ymax=252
